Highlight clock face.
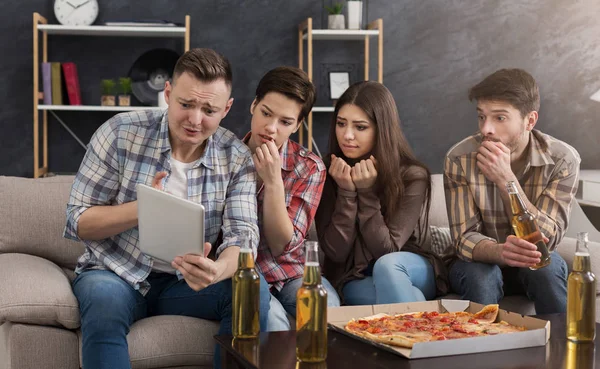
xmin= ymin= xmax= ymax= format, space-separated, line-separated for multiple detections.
xmin=54 ymin=0 xmax=99 ymax=26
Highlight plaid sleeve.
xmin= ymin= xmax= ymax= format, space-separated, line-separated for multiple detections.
xmin=535 ymin=157 xmax=580 ymax=251
xmin=217 ymin=153 xmax=260 ymax=258
xmin=63 ymin=121 xmax=121 ymax=241
xmin=444 ymin=155 xmax=494 ymax=261
xmin=280 ymin=161 xmax=326 ymax=256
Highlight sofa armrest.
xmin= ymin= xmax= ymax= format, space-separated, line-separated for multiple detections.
xmin=555 ymin=237 xmax=600 ymax=294
xmin=0 ymin=253 xmax=80 ymax=329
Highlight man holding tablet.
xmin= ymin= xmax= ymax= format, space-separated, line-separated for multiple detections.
xmin=63 ymin=48 xmax=269 ymax=369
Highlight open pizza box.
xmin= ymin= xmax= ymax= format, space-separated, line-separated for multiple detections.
xmin=327 ymin=299 xmax=550 ymax=359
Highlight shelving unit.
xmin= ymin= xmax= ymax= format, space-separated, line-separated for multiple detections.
xmin=32 ymin=12 xmax=190 ymax=178
xmin=297 ymin=17 xmax=383 ymax=152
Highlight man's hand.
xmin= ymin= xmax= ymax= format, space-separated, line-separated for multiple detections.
xmin=152 ymin=171 xmax=168 ymax=190
xmin=172 ymin=242 xmax=218 ymax=292
xmin=476 ymin=141 xmax=514 ymax=185
xmin=329 ymin=154 xmax=355 ymax=192
xmin=501 ymin=235 xmax=549 ymax=268
xmin=351 ymin=155 xmax=377 ymax=189
xmin=253 ymin=141 xmax=282 ymax=187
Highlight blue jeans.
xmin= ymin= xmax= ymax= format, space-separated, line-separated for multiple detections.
xmin=449 ymin=252 xmax=568 ymax=314
xmin=342 ymin=252 xmax=436 ymax=305
xmin=266 ymin=276 xmax=341 ymax=331
xmin=73 ymin=269 xmax=271 ymax=369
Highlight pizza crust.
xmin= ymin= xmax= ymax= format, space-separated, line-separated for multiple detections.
xmin=473 ymin=304 xmax=499 ymax=323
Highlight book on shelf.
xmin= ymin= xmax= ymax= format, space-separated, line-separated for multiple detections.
xmin=61 ymin=62 xmax=82 ymax=105
xmin=41 ymin=62 xmax=52 ymax=105
xmin=50 ymin=62 xmax=63 ymax=105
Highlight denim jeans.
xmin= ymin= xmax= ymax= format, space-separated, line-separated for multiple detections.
xmin=72 ymin=269 xmax=271 ymax=369
xmin=342 ymin=251 xmax=436 ymax=305
xmin=449 ymin=252 xmax=568 ymax=314
xmin=266 ymin=276 xmax=341 ymax=331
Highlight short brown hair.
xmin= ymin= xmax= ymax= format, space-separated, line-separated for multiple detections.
xmin=254 ymin=66 xmax=316 ymax=123
xmin=172 ymin=48 xmax=232 ymax=88
xmin=468 ymin=68 xmax=540 ymax=118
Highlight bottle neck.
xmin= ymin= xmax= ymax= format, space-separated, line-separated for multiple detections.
xmin=238 ymin=249 xmax=255 ymax=269
xmin=303 ymin=262 xmax=322 ymax=285
xmin=506 ymin=181 xmax=527 ymax=215
xmin=303 ymin=241 xmax=322 ymax=285
xmin=306 ymin=246 xmax=319 ymax=265
xmin=574 ymin=232 xmax=591 ymax=272
xmin=238 ymin=234 xmax=255 ymax=269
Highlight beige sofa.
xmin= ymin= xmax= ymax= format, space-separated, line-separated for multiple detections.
xmin=0 ymin=176 xmax=217 ymax=369
xmin=1 ymin=173 xmax=599 ymax=369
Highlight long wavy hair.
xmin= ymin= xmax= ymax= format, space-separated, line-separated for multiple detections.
xmin=326 ymin=81 xmax=432 ymax=240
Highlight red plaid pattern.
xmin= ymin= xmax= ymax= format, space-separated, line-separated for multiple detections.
xmin=253 ymin=138 xmax=326 ymax=291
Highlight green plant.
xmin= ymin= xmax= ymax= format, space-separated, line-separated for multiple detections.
xmin=118 ymin=77 xmax=132 ymax=95
xmin=325 ymin=2 xmax=344 ymax=14
xmin=101 ymin=79 xmax=116 ymax=95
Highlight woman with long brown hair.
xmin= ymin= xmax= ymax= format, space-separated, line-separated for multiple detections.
xmin=316 ymin=81 xmax=444 ymax=305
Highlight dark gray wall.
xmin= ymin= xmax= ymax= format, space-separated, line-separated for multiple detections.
xmin=1 ymin=0 xmax=599 ymax=177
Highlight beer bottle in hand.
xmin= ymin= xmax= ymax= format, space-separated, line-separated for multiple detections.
xmin=567 ymin=232 xmax=596 ymax=342
xmin=506 ymin=181 xmax=551 ymax=270
xmin=296 ymin=241 xmax=328 ymax=362
xmin=232 ymin=235 xmax=260 ymax=338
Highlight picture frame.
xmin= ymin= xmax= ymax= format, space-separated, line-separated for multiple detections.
xmin=319 ymin=63 xmax=359 ymax=103
xmin=329 ymin=72 xmax=350 ymax=100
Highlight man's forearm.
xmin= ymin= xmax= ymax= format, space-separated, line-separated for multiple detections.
xmin=77 ymin=201 xmax=138 ymax=240
xmin=472 ymin=239 xmax=506 ymax=266
xmin=261 ymin=182 xmax=294 ymax=257
xmin=214 ymin=246 xmax=240 ymax=283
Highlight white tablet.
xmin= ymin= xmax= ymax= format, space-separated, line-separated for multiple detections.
xmin=136 ymin=183 xmax=205 ymax=262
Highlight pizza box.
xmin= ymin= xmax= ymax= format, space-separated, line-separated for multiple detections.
xmin=327 ymin=299 xmax=550 ymax=359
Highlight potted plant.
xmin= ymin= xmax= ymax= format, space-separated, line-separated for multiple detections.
xmin=325 ymin=2 xmax=345 ymax=30
xmin=347 ymin=0 xmax=363 ymax=29
xmin=100 ymin=79 xmax=116 ymax=106
xmin=118 ymin=77 xmax=132 ymax=106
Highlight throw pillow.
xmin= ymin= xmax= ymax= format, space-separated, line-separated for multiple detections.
xmin=429 ymin=225 xmax=453 ymax=255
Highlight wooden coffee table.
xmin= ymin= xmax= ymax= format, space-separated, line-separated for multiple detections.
xmin=215 ymin=314 xmax=599 ymax=369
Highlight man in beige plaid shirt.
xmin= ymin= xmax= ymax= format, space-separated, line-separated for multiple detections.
xmin=444 ymin=68 xmax=580 ymax=314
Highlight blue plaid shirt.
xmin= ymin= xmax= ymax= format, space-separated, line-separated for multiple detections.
xmin=64 ymin=109 xmax=259 ymax=295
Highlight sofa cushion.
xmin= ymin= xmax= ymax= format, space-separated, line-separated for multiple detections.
xmin=1 ymin=322 xmax=80 ymax=369
xmin=128 ymin=316 xmax=219 ymax=368
xmin=0 ymin=175 xmax=84 ymax=270
xmin=79 ymin=316 xmax=218 ymax=368
xmin=0 ymin=253 xmax=80 ymax=329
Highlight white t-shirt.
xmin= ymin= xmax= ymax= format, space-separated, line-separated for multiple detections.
xmin=151 ymin=157 xmax=196 ymax=273
xmin=165 ymin=158 xmax=195 ymax=199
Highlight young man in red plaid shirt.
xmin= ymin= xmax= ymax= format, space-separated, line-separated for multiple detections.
xmin=243 ymin=67 xmax=341 ymax=330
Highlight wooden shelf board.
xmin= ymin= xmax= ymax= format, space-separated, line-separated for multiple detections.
xmin=303 ymin=29 xmax=379 ymax=41
xmin=37 ymin=24 xmax=185 ymax=37
xmin=38 ymin=105 xmax=163 ymax=112
xmin=312 ymin=106 xmax=335 ymax=113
